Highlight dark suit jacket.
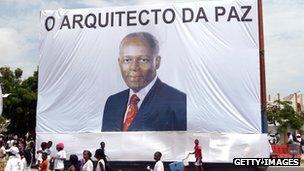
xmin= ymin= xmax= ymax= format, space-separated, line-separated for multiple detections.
xmin=102 ymin=78 xmax=186 ymax=131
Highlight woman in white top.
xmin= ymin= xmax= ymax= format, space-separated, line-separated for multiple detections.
xmin=52 ymin=143 xmax=66 ymax=171
xmin=5 ymin=147 xmax=22 ymax=171
xmin=94 ymin=149 xmax=105 ymax=171
xmin=82 ymin=150 xmax=93 ymax=171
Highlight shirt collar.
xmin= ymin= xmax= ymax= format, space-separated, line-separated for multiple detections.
xmin=129 ymin=76 xmax=158 ymax=108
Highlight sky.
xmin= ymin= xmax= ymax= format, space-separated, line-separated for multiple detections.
xmin=0 ymin=0 xmax=303 ymax=97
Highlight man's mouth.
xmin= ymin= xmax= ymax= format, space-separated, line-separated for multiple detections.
xmin=128 ymin=75 xmax=143 ymax=79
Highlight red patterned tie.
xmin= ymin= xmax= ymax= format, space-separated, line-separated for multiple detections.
xmin=123 ymin=94 xmax=140 ymax=131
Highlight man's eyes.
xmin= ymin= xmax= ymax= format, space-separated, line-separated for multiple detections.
xmin=123 ymin=58 xmax=150 ymax=63
xmin=139 ymin=58 xmax=149 ymax=63
xmin=123 ymin=58 xmax=131 ymax=63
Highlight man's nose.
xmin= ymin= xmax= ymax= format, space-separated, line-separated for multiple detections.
xmin=129 ymin=59 xmax=140 ymax=70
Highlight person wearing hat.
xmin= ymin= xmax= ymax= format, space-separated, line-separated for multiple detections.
xmin=51 ymin=143 xmax=66 ymax=171
xmin=4 ymin=146 xmax=22 ymax=171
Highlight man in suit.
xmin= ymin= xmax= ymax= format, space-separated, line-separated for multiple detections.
xmin=102 ymin=32 xmax=186 ymax=131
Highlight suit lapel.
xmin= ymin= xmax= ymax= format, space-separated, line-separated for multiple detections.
xmin=117 ymin=90 xmax=129 ymax=130
xmin=128 ymin=78 xmax=163 ymax=130
xmin=140 ymin=78 xmax=162 ymax=110
xmin=127 ymin=78 xmax=164 ymax=131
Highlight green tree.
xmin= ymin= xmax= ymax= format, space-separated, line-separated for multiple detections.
xmin=267 ymin=100 xmax=304 ymax=133
xmin=0 ymin=67 xmax=37 ymax=135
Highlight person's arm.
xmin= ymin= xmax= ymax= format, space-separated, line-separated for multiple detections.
xmin=146 ymin=165 xmax=152 ymax=171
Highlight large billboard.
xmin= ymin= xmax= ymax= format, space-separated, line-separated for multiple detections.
xmin=38 ymin=0 xmax=268 ymax=162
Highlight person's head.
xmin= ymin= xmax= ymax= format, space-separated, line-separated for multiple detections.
xmin=47 ymin=141 xmax=53 ymax=148
xmin=118 ymin=32 xmax=161 ymax=92
xmin=42 ymin=152 xmax=48 ymax=161
xmin=9 ymin=146 xmax=19 ymax=157
xmin=56 ymin=143 xmax=64 ymax=151
xmin=83 ymin=150 xmax=92 ymax=161
xmin=12 ymin=140 xmax=18 ymax=147
xmin=13 ymin=134 xmax=18 ymax=140
xmin=41 ymin=142 xmax=47 ymax=150
xmin=69 ymin=154 xmax=79 ymax=166
xmin=27 ymin=141 xmax=35 ymax=149
xmin=296 ymin=134 xmax=301 ymax=140
xmin=94 ymin=149 xmax=105 ymax=160
xmin=153 ymin=151 xmax=162 ymax=161
xmin=100 ymin=141 xmax=105 ymax=149
xmin=194 ymin=139 xmax=199 ymax=145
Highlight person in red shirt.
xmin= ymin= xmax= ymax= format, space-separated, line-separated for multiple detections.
xmin=190 ymin=139 xmax=203 ymax=171
xmin=39 ymin=152 xmax=48 ymax=171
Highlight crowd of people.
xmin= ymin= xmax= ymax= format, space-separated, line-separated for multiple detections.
xmin=0 ymin=133 xmax=35 ymax=171
xmin=0 ymin=133 xmax=110 ymax=171
xmin=36 ymin=141 xmax=111 ymax=171
xmin=0 ymin=133 xmax=204 ymax=171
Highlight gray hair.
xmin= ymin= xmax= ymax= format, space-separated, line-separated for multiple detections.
xmin=119 ymin=32 xmax=159 ymax=56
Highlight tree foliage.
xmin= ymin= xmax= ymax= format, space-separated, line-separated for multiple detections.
xmin=0 ymin=67 xmax=37 ymax=135
xmin=267 ymin=100 xmax=304 ymax=133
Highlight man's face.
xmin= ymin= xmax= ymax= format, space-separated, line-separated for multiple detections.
xmin=100 ymin=142 xmax=105 ymax=148
xmin=119 ymin=37 xmax=160 ymax=92
xmin=154 ymin=152 xmax=160 ymax=161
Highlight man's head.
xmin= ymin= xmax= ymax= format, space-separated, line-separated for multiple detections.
xmin=194 ymin=139 xmax=199 ymax=145
xmin=94 ymin=148 xmax=105 ymax=160
xmin=100 ymin=141 xmax=105 ymax=149
xmin=154 ymin=151 xmax=162 ymax=161
xmin=47 ymin=141 xmax=53 ymax=148
xmin=118 ymin=32 xmax=161 ymax=93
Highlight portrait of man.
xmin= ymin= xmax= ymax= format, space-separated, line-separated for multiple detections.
xmin=102 ymin=32 xmax=186 ymax=131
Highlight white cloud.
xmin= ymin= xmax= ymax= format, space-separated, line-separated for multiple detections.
xmin=0 ymin=0 xmax=67 ymax=78
xmin=0 ymin=28 xmax=27 ymax=63
xmin=0 ymin=27 xmax=36 ymax=77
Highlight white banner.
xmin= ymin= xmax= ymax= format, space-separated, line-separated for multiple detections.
xmin=38 ymin=0 xmax=265 ymax=162
xmin=37 ymin=132 xmax=269 ymax=162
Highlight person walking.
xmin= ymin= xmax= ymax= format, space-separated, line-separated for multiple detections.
xmin=94 ymin=149 xmax=105 ymax=171
xmin=82 ymin=150 xmax=93 ymax=171
xmin=52 ymin=143 xmax=66 ymax=171
xmin=190 ymin=139 xmax=203 ymax=171
xmin=146 ymin=151 xmax=164 ymax=171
